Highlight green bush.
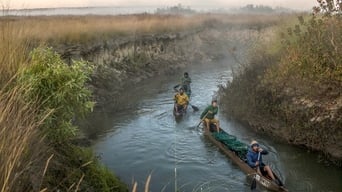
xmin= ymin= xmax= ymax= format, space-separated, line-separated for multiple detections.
xmin=18 ymin=47 xmax=95 ymax=143
xmin=15 ymin=48 xmax=128 ymax=191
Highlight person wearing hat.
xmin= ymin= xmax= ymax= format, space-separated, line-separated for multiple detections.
xmin=247 ymin=140 xmax=276 ymax=181
xmin=174 ymin=87 xmax=189 ymax=113
xmin=174 ymin=72 xmax=192 ymax=98
xmin=200 ymin=100 xmax=219 ymax=132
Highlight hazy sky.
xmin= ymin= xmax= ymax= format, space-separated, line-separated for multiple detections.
xmin=8 ymin=0 xmax=317 ymax=10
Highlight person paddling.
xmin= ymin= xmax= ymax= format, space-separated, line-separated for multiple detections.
xmin=174 ymin=72 xmax=192 ymax=98
xmin=247 ymin=140 xmax=276 ymax=181
xmin=174 ymin=88 xmax=189 ymax=114
xmin=200 ymin=100 xmax=220 ymax=132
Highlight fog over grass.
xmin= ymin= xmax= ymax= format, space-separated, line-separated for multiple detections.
xmin=9 ymin=0 xmax=317 ymax=10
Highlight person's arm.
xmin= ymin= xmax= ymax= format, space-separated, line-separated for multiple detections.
xmin=181 ymin=77 xmax=186 ymax=85
xmin=247 ymin=152 xmax=256 ymax=168
xmin=200 ymin=106 xmax=209 ymax=119
xmin=174 ymin=94 xmax=178 ymax=102
xmin=259 ymin=148 xmax=268 ymax=155
xmin=212 ymin=106 xmax=218 ymax=116
xmin=186 ymin=77 xmax=192 ymax=84
xmin=184 ymin=95 xmax=189 ymax=110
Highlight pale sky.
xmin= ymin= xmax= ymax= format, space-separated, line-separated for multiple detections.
xmin=7 ymin=0 xmax=318 ymax=10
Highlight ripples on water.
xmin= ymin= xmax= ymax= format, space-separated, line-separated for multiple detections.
xmin=91 ymin=65 xmax=342 ymax=191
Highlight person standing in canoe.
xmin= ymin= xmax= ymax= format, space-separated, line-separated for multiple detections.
xmin=247 ymin=140 xmax=276 ymax=181
xmin=174 ymin=72 xmax=192 ymax=98
xmin=200 ymin=100 xmax=220 ymax=132
xmin=174 ymin=88 xmax=189 ymax=114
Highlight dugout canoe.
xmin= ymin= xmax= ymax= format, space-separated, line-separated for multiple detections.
xmin=204 ymin=127 xmax=289 ymax=192
xmin=173 ymin=106 xmax=186 ymax=118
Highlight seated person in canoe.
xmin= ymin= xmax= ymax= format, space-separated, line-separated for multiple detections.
xmin=174 ymin=72 xmax=192 ymax=98
xmin=247 ymin=140 xmax=276 ymax=181
xmin=174 ymin=88 xmax=189 ymax=114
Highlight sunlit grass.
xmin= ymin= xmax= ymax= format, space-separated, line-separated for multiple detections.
xmin=0 ymin=5 xmax=51 ymax=191
xmin=0 ymin=13 xmax=285 ymax=45
xmin=0 ymin=82 xmax=52 ymax=192
xmin=0 ymin=18 xmax=33 ymax=84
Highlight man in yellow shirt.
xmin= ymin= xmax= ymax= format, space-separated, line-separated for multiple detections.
xmin=174 ymin=88 xmax=189 ymax=114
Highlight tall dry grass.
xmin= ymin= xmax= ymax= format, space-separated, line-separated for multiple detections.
xmin=132 ymin=174 xmax=151 ymax=192
xmin=0 ymin=8 xmax=49 ymax=191
xmin=0 ymin=14 xmax=284 ymax=45
xmin=0 ymin=12 xmax=287 ymax=83
xmin=0 ymin=17 xmax=33 ymax=85
xmin=0 ymin=82 xmax=52 ymax=192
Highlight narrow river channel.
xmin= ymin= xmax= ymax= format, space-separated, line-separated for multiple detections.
xmin=84 ymin=61 xmax=342 ymax=192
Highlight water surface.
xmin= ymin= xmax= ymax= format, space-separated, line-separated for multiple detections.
xmin=87 ymin=62 xmax=342 ymax=192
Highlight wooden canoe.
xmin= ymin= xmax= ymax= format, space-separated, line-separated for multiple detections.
xmin=204 ymin=127 xmax=289 ymax=192
xmin=173 ymin=106 xmax=186 ymax=118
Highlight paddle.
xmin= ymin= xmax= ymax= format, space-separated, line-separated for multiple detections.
xmin=189 ymin=103 xmax=199 ymax=111
xmin=173 ymin=84 xmax=181 ymax=90
xmin=251 ymin=152 xmax=261 ymax=190
xmin=197 ymin=111 xmax=209 ymax=127
xmin=273 ymin=171 xmax=284 ymax=187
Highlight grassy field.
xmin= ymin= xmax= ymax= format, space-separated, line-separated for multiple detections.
xmin=0 ymin=14 xmax=284 ymax=44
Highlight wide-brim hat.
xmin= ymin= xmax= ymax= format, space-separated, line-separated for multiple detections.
xmin=250 ymin=140 xmax=259 ymax=147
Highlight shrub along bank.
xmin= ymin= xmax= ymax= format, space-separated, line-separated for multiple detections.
xmin=220 ymin=1 xmax=342 ymax=166
xmin=0 ymin=47 xmax=128 ymax=191
xmin=23 ymin=48 xmax=128 ymax=191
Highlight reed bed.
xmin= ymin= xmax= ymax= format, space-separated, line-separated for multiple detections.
xmin=0 ymin=19 xmax=33 ymax=84
xmin=0 ymin=82 xmax=51 ymax=192
xmin=0 ymin=7 xmax=49 ymax=191
xmin=0 ymin=13 xmax=284 ymax=45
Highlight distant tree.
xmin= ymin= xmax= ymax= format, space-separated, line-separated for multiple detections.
xmin=155 ymin=4 xmax=196 ymax=15
xmin=313 ymin=0 xmax=342 ymax=15
xmin=240 ymin=4 xmax=274 ymax=13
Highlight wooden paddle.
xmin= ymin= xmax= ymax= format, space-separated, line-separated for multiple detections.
xmin=251 ymin=152 xmax=261 ymax=190
xmin=197 ymin=111 xmax=209 ymax=127
xmin=273 ymin=171 xmax=284 ymax=187
xmin=189 ymin=103 xmax=199 ymax=111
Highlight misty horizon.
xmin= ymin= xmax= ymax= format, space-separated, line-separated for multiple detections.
xmin=9 ymin=4 xmax=312 ymax=11
xmin=2 ymin=5 xmax=311 ymax=17
xmin=7 ymin=0 xmax=318 ymax=11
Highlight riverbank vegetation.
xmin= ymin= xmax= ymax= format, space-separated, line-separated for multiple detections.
xmin=0 ymin=16 xmax=127 ymax=191
xmin=0 ymin=11 xmax=293 ymax=191
xmin=220 ymin=0 xmax=342 ymax=166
